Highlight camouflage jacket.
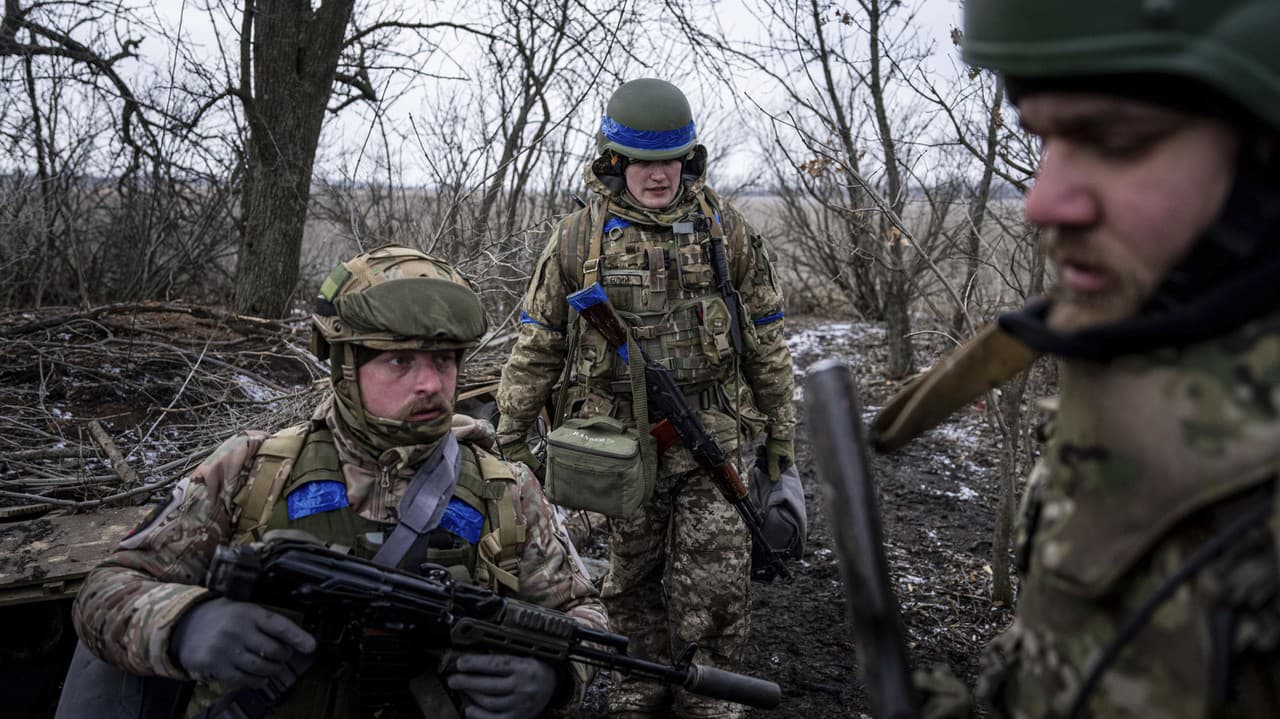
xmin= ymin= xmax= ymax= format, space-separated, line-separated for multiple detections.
xmin=982 ymin=316 xmax=1280 ymax=718
xmin=497 ymin=149 xmax=796 ymax=452
xmin=71 ymin=398 xmax=608 ymax=712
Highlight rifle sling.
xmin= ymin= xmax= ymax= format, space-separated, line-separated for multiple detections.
xmin=373 ymin=432 xmax=463 ymax=568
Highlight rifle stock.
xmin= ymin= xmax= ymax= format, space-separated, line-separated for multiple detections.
xmin=805 ymin=359 xmax=919 ymax=719
xmin=567 ymin=283 xmax=792 ymax=582
xmin=203 ymin=539 xmax=781 ymax=715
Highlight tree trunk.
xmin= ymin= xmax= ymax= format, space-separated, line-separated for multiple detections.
xmin=955 ymin=78 xmax=1004 ymax=333
xmin=991 ymin=370 xmax=1027 ymax=606
xmin=233 ymin=0 xmax=355 ymax=318
xmin=867 ymin=0 xmax=913 ymax=378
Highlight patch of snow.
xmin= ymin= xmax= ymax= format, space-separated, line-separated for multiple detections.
xmin=234 ymin=374 xmax=275 ymax=402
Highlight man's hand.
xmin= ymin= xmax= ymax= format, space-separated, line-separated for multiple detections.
xmin=500 ymin=440 xmax=543 ymax=481
xmin=170 ymin=598 xmax=316 ymax=688
xmin=758 ymin=436 xmax=794 ymax=482
xmin=446 ymin=653 xmax=559 ymax=719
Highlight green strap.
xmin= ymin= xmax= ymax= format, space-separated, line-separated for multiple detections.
xmin=626 ymin=335 xmax=657 ymax=497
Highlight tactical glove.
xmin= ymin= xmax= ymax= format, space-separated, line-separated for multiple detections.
xmin=500 ymin=440 xmax=544 ymax=481
xmin=446 ymin=653 xmax=560 ymax=719
xmin=759 ymin=436 xmax=794 ymax=482
xmin=170 ymin=598 xmax=316 ymax=689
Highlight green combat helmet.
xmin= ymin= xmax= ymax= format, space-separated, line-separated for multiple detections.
xmin=597 ymin=78 xmax=697 ymax=161
xmin=963 ymin=0 xmax=1280 ymax=131
xmin=311 ymin=244 xmax=488 ymax=452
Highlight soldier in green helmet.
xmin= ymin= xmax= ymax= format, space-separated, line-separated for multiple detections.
xmin=938 ymin=1 xmax=1280 ymax=717
xmin=65 ymin=245 xmax=608 ymax=718
xmin=496 ymin=79 xmax=800 ymax=718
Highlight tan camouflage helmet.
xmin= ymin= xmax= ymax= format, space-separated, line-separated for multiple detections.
xmin=311 ymin=244 xmax=488 ymax=361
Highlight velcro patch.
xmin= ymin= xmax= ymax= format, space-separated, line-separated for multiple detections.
xmin=439 ymin=498 xmax=485 ymax=545
xmin=287 ymin=480 xmax=350 ymax=520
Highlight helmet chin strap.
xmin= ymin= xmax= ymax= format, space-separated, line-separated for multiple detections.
xmin=331 ymin=344 xmax=454 ymax=456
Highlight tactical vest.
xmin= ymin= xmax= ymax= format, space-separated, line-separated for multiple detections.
xmin=985 ymin=319 xmax=1280 ymax=718
xmin=214 ymin=421 xmax=526 ymax=719
xmin=556 ymin=189 xmax=751 ymax=411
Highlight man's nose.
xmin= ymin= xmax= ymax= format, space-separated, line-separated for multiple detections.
xmin=411 ymin=363 xmax=444 ymax=395
xmin=1024 ymin=141 xmax=1099 ymax=228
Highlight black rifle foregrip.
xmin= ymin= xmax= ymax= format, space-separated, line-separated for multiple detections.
xmin=684 ymin=664 xmax=782 ymax=709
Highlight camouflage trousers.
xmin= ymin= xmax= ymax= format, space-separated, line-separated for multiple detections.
xmin=601 ymin=465 xmax=752 ymax=719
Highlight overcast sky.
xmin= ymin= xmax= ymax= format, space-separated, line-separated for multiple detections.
xmin=148 ymin=0 xmax=972 ymax=186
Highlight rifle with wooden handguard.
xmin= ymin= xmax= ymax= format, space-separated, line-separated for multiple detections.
xmin=567 ymin=282 xmax=793 ymax=582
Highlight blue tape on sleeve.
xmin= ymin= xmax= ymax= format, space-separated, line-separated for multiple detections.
xmin=753 ymin=311 xmax=785 ymax=326
xmin=287 ymin=480 xmax=350 ymax=521
xmin=439 ymin=498 xmax=485 ymax=545
xmin=519 ymin=310 xmax=564 ymax=333
xmin=603 ymin=217 xmax=631 ymax=235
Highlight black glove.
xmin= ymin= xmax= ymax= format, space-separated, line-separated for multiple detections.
xmin=170 ymin=598 xmax=316 ymax=689
xmin=446 ymin=653 xmax=559 ymax=719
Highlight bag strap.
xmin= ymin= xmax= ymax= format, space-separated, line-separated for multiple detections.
xmin=552 ymin=201 xmax=610 ymax=427
xmin=232 ymin=423 xmax=310 ymax=543
xmin=472 ymin=448 xmax=525 ymax=593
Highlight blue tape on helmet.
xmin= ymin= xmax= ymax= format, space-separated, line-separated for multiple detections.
xmin=439 ymin=497 xmax=485 ymax=545
xmin=600 ymin=116 xmax=697 ymax=152
xmin=287 ymin=480 xmax=350 ymax=521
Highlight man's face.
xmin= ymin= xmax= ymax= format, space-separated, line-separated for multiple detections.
xmin=624 ymin=158 xmax=683 ymax=208
xmin=357 ymin=349 xmax=458 ymax=422
xmin=1019 ymin=93 xmax=1239 ymax=332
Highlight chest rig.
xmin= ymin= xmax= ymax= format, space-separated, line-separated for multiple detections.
xmin=561 ymin=190 xmax=746 ymax=416
xmin=234 ymin=420 xmax=525 ymax=588
xmin=222 ymin=421 xmax=526 ymax=719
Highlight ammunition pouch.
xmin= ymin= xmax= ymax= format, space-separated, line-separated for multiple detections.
xmin=544 ymin=416 xmax=655 ymax=517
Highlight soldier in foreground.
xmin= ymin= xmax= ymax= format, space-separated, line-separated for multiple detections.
xmin=68 ymin=245 xmax=608 ymax=718
xmin=955 ymin=1 xmax=1280 ymax=716
xmin=496 ymin=79 xmax=799 ymax=718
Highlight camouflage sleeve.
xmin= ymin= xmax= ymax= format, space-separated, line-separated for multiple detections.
xmin=496 ymin=227 xmax=573 ymax=445
xmin=727 ymin=205 xmax=797 ymax=441
xmin=509 ymin=460 xmax=608 ymax=714
xmin=71 ymin=431 xmax=268 ymax=678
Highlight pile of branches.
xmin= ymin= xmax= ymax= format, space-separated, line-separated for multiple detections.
xmin=0 ymin=302 xmax=326 ymax=516
xmin=0 ymin=303 xmax=520 ymax=518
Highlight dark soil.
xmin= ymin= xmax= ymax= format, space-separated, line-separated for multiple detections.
xmin=573 ymin=318 xmax=1021 ymax=717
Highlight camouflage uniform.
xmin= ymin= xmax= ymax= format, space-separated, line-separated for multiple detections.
xmin=73 ymin=242 xmax=608 ymax=718
xmin=950 ymin=2 xmax=1280 ymax=717
xmin=72 ymin=401 xmax=606 ymax=717
xmin=980 ymin=320 xmax=1280 ymax=717
xmin=497 ymin=148 xmax=796 ymax=717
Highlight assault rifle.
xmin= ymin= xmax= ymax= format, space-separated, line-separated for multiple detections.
xmin=805 ymin=359 xmax=919 ymax=719
xmin=200 ymin=538 xmax=781 ymax=718
xmin=567 ymin=283 xmax=792 ymax=582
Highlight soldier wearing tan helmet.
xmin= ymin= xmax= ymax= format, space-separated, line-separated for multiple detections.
xmin=66 ymin=245 xmax=608 ymax=719
xmin=908 ymin=1 xmax=1280 ymax=717
xmin=496 ymin=79 xmax=801 ymax=718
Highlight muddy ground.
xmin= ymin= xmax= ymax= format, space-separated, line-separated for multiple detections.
xmin=572 ymin=318 xmax=1021 ymax=718
xmin=1 ymin=308 xmax=1023 ymax=718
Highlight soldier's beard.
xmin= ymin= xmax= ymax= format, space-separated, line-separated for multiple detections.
xmin=333 ymin=382 xmax=454 ymax=455
xmin=1044 ymin=227 xmax=1162 ymax=333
